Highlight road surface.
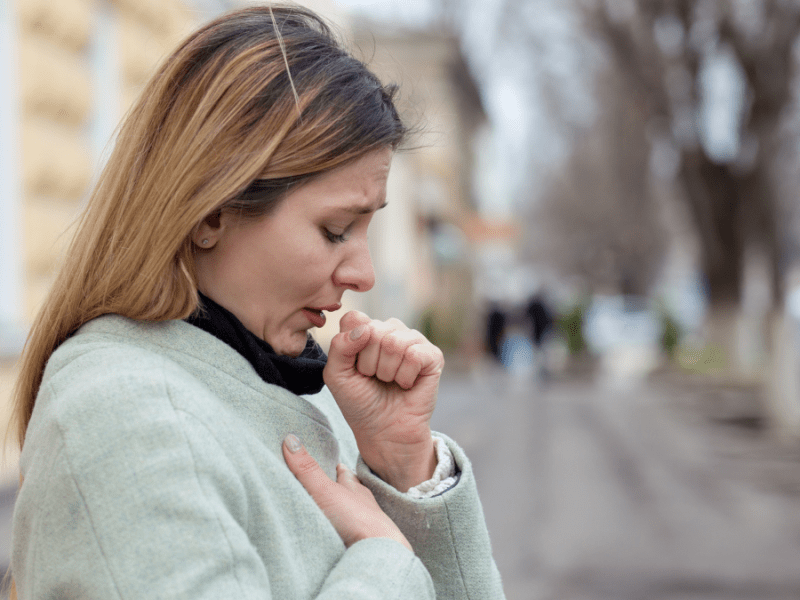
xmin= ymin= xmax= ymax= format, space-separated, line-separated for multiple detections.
xmin=431 ymin=365 xmax=800 ymax=600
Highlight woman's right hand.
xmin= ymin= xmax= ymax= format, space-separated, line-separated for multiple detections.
xmin=282 ymin=434 xmax=412 ymax=552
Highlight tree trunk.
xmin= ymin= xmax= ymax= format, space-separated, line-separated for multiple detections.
xmin=680 ymin=151 xmax=745 ymax=305
xmin=764 ymin=309 xmax=800 ymax=442
xmin=679 ymin=149 xmax=785 ymax=378
xmin=702 ymin=302 xmax=739 ymax=374
xmin=678 ymin=151 xmax=743 ymax=372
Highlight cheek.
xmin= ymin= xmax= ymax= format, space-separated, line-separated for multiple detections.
xmin=293 ymin=256 xmax=335 ymax=294
xmin=273 ymin=239 xmax=334 ymax=295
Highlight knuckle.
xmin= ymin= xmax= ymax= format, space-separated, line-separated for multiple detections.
xmin=340 ymin=310 xmax=358 ymax=324
xmin=341 ymin=310 xmax=368 ymax=330
xmin=380 ymin=331 xmax=403 ymax=354
xmin=369 ymin=319 xmax=390 ymax=334
xmin=406 ymin=343 xmax=425 ymax=360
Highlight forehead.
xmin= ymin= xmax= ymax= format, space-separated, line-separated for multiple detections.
xmin=287 ymin=148 xmax=392 ymax=211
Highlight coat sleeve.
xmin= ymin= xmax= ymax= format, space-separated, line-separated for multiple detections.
xmin=12 ymin=356 xmax=434 ymax=600
xmin=356 ymin=433 xmax=506 ymax=600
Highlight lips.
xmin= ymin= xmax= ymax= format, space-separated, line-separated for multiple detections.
xmin=302 ymin=303 xmax=341 ymax=328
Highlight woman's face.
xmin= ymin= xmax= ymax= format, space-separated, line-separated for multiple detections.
xmin=194 ymin=148 xmax=392 ymax=357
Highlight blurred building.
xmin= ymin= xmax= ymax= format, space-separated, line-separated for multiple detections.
xmin=10 ymin=0 xmax=214 ymax=326
xmin=0 ymin=0 xmax=231 ymax=476
xmin=340 ymin=22 xmax=488 ymax=358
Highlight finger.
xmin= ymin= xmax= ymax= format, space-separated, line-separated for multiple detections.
xmin=395 ymin=343 xmax=444 ymax=389
xmin=356 ymin=319 xmax=406 ymax=378
xmin=336 ymin=464 xmax=381 ymax=507
xmin=375 ymin=329 xmax=426 ymax=383
xmin=282 ymin=434 xmax=334 ymax=498
xmin=336 ymin=463 xmax=361 ymax=489
xmin=338 ymin=310 xmax=371 ymax=333
xmin=394 ymin=345 xmax=424 ymax=389
xmin=324 ymin=323 xmax=373 ymax=381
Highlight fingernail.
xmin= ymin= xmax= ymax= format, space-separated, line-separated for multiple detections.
xmin=284 ymin=433 xmax=302 ymax=453
xmin=350 ymin=325 xmax=366 ymax=340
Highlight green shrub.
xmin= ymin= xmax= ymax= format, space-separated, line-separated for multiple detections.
xmin=556 ymin=303 xmax=586 ymax=355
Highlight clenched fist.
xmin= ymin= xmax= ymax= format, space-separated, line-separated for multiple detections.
xmin=323 ymin=311 xmax=445 ymax=492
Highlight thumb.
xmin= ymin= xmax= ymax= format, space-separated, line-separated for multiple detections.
xmin=324 ymin=323 xmax=371 ymax=378
xmin=338 ymin=309 xmax=371 ymax=333
xmin=283 ymin=434 xmax=333 ymax=497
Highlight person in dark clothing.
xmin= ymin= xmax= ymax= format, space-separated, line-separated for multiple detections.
xmin=526 ymin=294 xmax=552 ymax=348
xmin=486 ymin=303 xmax=506 ymax=361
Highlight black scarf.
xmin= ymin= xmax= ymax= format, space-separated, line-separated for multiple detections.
xmin=186 ymin=292 xmax=327 ymax=395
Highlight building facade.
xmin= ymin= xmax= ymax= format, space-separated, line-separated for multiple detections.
xmin=0 ymin=0 xmax=227 ymax=474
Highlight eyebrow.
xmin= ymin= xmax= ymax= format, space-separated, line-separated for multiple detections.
xmin=346 ymin=201 xmax=388 ymax=215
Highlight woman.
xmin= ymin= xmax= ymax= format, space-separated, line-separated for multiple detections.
xmin=9 ymin=4 xmax=504 ymax=598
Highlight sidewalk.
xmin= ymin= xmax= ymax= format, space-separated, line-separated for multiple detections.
xmin=650 ymin=371 xmax=800 ymax=501
xmin=433 ymin=365 xmax=800 ymax=600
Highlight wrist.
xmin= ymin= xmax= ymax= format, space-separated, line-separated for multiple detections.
xmin=361 ymin=436 xmax=437 ymax=493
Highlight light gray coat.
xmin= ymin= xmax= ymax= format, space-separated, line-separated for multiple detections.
xmin=12 ymin=315 xmax=505 ymax=599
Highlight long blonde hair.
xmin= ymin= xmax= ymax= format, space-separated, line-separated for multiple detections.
xmin=9 ymin=4 xmax=406 ymax=449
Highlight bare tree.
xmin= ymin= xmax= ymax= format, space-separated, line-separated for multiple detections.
xmin=444 ymin=0 xmax=800 ymax=432
xmin=529 ymin=66 xmax=669 ymax=297
xmin=582 ymin=0 xmax=800 ymax=312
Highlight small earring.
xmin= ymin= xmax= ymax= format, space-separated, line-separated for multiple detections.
xmin=201 ymin=239 xmax=209 ymax=246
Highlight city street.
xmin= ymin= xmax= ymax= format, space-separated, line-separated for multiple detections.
xmin=431 ymin=365 xmax=800 ymax=600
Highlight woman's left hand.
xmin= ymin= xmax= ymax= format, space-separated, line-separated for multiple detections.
xmin=282 ymin=435 xmax=412 ymax=552
xmin=323 ymin=311 xmax=445 ymax=492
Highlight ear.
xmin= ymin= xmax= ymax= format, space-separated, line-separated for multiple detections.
xmin=192 ymin=211 xmax=224 ymax=249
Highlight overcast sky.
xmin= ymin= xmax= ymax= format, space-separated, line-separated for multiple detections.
xmin=331 ymin=0 xmax=440 ymax=25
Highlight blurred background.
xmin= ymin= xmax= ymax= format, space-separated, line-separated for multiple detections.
xmin=3 ymin=0 xmax=800 ymax=597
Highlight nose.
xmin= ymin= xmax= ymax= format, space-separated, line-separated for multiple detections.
xmin=333 ymin=238 xmax=375 ymax=292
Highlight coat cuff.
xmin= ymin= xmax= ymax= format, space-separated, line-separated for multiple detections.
xmin=406 ymin=435 xmax=459 ymax=499
xmin=356 ymin=432 xmax=504 ymax=599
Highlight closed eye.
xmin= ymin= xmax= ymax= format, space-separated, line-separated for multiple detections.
xmin=324 ymin=228 xmax=350 ymax=244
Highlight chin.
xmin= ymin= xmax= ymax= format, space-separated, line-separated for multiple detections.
xmin=272 ymin=333 xmax=309 ymax=358
xmin=279 ymin=348 xmax=304 ymax=358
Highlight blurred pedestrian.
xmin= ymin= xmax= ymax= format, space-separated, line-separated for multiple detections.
xmin=6 ymin=6 xmax=504 ymax=599
xmin=486 ymin=302 xmax=506 ymax=361
xmin=525 ymin=294 xmax=554 ymax=377
xmin=526 ymin=294 xmax=553 ymax=349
